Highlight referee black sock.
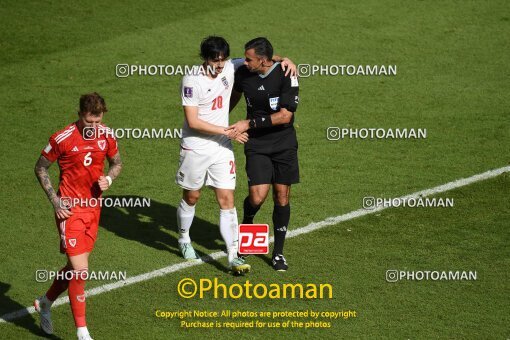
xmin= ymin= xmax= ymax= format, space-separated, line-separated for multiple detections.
xmin=242 ymin=196 xmax=261 ymax=224
xmin=272 ymin=204 xmax=290 ymax=256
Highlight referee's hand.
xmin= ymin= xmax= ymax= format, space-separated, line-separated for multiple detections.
xmin=227 ymin=120 xmax=250 ymax=135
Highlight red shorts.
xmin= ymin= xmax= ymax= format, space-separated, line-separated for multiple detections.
xmin=55 ymin=209 xmax=100 ymax=256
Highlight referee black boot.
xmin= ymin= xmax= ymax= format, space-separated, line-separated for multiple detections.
xmin=272 ymin=254 xmax=288 ymax=271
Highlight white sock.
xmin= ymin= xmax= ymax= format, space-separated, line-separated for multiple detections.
xmin=77 ymin=326 xmax=89 ymax=337
xmin=177 ymin=199 xmax=195 ymax=244
xmin=220 ymin=208 xmax=239 ymax=263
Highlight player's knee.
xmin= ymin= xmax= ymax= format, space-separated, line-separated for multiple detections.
xmin=184 ymin=197 xmax=199 ymax=206
xmin=218 ymin=198 xmax=234 ymax=209
xmin=72 ymin=268 xmax=88 ymax=282
xmin=183 ymin=191 xmax=200 ymax=206
xmin=216 ymin=191 xmax=234 ymax=209
xmin=250 ymin=195 xmax=266 ymax=207
xmin=273 ymin=192 xmax=289 ymax=206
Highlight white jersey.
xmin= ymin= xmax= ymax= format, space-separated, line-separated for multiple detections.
xmin=180 ymin=58 xmax=244 ymax=150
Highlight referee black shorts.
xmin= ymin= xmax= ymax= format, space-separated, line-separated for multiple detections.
xmin=244 ymin=128 xmax=299 ymax=186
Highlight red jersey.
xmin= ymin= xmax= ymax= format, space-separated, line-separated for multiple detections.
xmin=41 ymin=122 xmax=118 ymax=211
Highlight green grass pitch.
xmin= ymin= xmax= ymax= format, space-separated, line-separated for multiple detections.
xmin=0 ymin=0 xmax=508 ymax=339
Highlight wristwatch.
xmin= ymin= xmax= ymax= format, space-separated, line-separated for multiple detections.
xmin=249 ymin=119 xmax=256 ymax=129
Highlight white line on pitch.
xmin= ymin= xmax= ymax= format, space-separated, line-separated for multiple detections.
xmin=1 ymin=165 xmax=508 ymax=323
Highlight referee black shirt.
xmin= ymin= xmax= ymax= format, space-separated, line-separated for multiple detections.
xmin=234 ymin=62 xmax=299 ymax=141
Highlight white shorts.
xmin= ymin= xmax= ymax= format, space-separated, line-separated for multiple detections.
xmin=175 ymin=144 xmax=236 ymax=190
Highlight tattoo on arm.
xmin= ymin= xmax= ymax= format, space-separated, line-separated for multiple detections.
xmin=107 ymin=152 xmax=123 ymax=180
xmin=34 ymin=155 xmax=58 ymax=206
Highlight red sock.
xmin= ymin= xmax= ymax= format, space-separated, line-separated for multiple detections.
xmin=68 ymin=269 xmax=87 ymax=327
xmin=46 ymin=265 xmax=71 ymax=301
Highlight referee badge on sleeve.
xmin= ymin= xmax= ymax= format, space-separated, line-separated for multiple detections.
xmin=269 ymin=97 xmax=280 ymax=110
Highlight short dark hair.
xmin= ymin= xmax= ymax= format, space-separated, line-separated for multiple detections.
xmin=79 ymin=92 xmax=107 ymax=116
xmin=244 ymin=37 xmax=273 ymax=60
xmin=200 ymin=36 xmax=230 ymax=60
